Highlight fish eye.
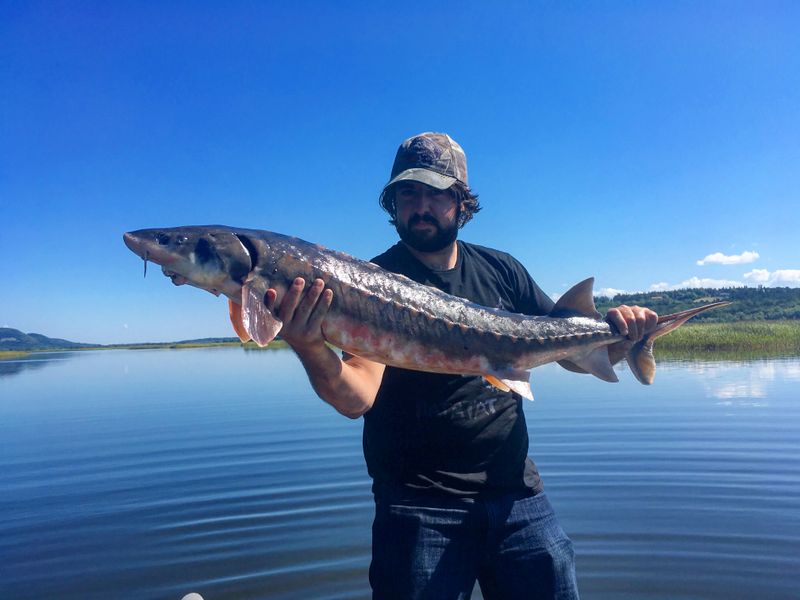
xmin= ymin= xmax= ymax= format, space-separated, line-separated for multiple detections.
xmin=176 ymin=236 xmax=188 ymax=245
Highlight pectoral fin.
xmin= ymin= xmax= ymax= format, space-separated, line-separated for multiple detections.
xmin=241 ymin=278 xmax=283 ymax=347
xmin=228 ymin=299 xmax=251 ymax=343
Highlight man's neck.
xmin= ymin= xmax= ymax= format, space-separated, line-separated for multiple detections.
xmin=402 ymin=241 xmax=459 ymax=271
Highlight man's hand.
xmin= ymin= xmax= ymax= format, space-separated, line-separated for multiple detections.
xmin=267 ymin=277 xmax=333 ymax=351
xmin=266 ymin=276 xmax=382 ymax=418
xmin=605 ymin=304 xmax=658 ymax=342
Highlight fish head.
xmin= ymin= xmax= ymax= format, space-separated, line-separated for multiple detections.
xmin=123 ymin=226 xmax=252 ymax=299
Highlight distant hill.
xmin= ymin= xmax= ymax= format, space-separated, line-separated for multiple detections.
xmin=173 ymin=337 xmax=239 ymax=345
xmin=0 ymin=328 xmax=96 ymax=351
xmin=594 ymin=286 xmax=800 ymax=322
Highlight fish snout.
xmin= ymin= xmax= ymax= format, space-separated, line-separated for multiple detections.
xmin=123 ymin=231 xmax=143 ymax=255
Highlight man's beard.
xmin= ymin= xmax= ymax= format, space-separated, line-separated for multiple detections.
xmin=396 ymin=214 xmax=459 ymax=253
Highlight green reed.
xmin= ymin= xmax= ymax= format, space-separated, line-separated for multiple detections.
xmin=0 ymin=351 xmax=31 ymax=360
xmin=656 ymin=320 xmax=800 ymax=359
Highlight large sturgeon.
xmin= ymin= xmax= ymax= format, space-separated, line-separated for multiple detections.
xmin=123 ymin=226 xmax=728 ymax=400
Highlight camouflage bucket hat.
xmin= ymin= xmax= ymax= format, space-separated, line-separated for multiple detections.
xmin=384 ymin=132 xmax=468 ymax=191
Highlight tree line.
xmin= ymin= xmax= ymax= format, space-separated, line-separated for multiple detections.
xmin=594 ymin=287 xmax=800 ymax=322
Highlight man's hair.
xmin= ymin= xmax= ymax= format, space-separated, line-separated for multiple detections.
xmin=378 ymin=181 xmax=482 ymax=228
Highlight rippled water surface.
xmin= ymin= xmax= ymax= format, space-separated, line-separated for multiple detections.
xmin=2 ymin=349 xmax=799 ymax=599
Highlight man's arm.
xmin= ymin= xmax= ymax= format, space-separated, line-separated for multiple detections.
xmin=267 ymin=277 xmax=384 ymax=419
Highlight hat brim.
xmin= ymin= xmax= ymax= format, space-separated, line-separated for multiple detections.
xmin=383 ymin=168 xmax=457 ymax=191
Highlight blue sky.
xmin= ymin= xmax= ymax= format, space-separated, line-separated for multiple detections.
xmin=2 ymin=2 xmax=798 ymax=344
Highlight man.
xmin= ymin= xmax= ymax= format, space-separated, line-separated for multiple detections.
xmin=266 ymin=133 xmax=657 ymax=599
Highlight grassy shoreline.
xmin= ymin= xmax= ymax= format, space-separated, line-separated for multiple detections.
xmin=0 ymin=340 xmax=290 ymax=359
xmin=99 ymin=340 xmax=290 ymax=351
xmin=2 ymin=320 xmax=798 ymax=361
xmin=655 ymin=320 xmax=800 ymax=358
xmin=85 ymin=339 xmax=292 ymax=352
xmin=0 ymin=351 xmax=32 ymax=360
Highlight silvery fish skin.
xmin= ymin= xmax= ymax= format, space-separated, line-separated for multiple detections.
xmin=123 ymin=225 xmax=729 ymax=400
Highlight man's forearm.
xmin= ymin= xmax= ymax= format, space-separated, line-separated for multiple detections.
xmin=291 ymin=342 xmax=378 ymax=418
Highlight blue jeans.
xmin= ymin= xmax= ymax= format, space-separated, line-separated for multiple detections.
xmin=369 ymin=486 xmax=579 ymax=600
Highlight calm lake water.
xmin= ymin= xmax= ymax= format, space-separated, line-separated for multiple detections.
xmin=1 ymin=348 xmax=799 ymax=600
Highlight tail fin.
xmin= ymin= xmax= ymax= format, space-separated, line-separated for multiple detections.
xmin=627 ymin=301 xmax=731 ymax=384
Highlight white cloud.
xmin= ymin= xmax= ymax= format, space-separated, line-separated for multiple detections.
xmin=697 ymin=251 xmax=759 ymax=266
xmin=648 ymin=277 xmax=745 ymax=291
xmin=744 ymin=269 xmax=800 ymax=286
xmin=743 ymin=269 xmax=770 ymax=283
xmin=768 ymin=270 xmax=800 ymax=285
xmin=596 ymin=287 xmax=627 ymax=298
xmin=648 ymin=268 xmax=800 ymax=291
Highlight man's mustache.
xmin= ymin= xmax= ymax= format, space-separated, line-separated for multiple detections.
xmin=408 ymin=214 xmax=440 ymax=228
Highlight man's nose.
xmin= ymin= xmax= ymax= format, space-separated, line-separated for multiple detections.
xmin=409 ymin=192 xmax=436 ymax=212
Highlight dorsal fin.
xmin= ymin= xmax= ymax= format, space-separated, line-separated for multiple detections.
xmin=551 ymin=277 xmax=602 ymax=320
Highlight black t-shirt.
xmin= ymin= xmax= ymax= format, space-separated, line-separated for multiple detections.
xmin=362 ymin=241 xmax=555 ymax=497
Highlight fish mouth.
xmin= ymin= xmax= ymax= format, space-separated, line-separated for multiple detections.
xmin=161 ymin=267 xmax=223 ymax=296
xmin=162 ymin=267 xmax=189 ymax=286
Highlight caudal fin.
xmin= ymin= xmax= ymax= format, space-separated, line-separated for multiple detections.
xmin=627 ymin=301 xmax=731 ymax=384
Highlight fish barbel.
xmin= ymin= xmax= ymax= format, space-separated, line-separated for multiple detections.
xmin=123 ymin=226 xmax=729 ymax=400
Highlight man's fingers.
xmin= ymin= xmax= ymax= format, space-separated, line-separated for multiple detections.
xmin=608 ymin=305 xmax=659 ymax=342
xmin=277 ymin=277 xmax=306 ymax=321
xmin=625 ymin=307 xmax=639 ymax=341
xmin=635 ymin=310 xmax=647 ymax=340
xmin=308 ymin=288 xmax=333 ymax=330
xmin=265 ymin=288 xmax=277 ymax=311
xmin=644 ymin=309 xmax=658 ymax=333
xmin=620 ymin=305 xmax=640 ymax=341
xmin=606 ymin=307 xmax=629 ymax=337
xmin=293 ymin=279 xmax=326 ymax=324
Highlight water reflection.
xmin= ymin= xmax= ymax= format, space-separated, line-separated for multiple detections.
xmin=663 ymin=356 xmax=800 ymax=401
xmin=1 ymin=350 xmax=799 ymax=600
xmin=0 ymin=351 xmax=83 ymax=378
